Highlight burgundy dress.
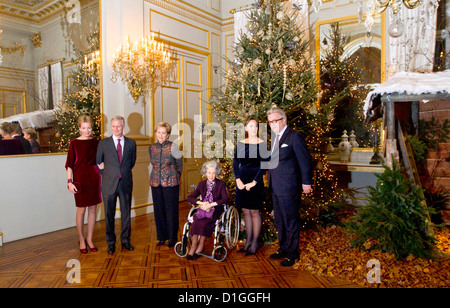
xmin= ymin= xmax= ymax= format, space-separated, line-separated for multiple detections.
xmin=65 ymin=138 xmax=102 ymax=207
xmin=0 ymin=139 xmax=24 ymax=155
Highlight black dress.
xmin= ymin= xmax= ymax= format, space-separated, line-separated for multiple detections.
xmin=233 ymin=141 xmax=267 ymax=210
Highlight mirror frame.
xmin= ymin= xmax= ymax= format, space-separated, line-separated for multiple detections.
xmin=0 ymin=0 xmax=102 ymax=159
xmin=315 ymin=13 xmax=386 ymax=153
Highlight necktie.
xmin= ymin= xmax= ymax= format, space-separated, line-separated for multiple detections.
xmin=272 ymin=134 xmax=279 ymax=153
xmin=117 ymin=138 xmax=123 ymax=164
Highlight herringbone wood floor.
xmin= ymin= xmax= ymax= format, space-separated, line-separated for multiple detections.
xmin=0 ymin=202 xmax=359 ymax=288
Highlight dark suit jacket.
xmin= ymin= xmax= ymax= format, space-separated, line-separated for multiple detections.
xmin=268 ymin=126 xmax=313 ymax=197
xmin=96 ymin=136 xmax=137 ymax=195
xmin=13 ymin=135 xmax=32 ymax=154
xmin=187 ymin=179 xmax=229 ymax=206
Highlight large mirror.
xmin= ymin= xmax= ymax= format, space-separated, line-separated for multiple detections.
xmin=315 ymin=14 xmax=385 ymax=151
xmin=0 ymin=0 xmax=100 ymax=156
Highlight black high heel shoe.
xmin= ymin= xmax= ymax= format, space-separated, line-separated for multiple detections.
xmin=245 ymin=244 xmax=258 ymax=256
xmin=156 ymin=240 xmax=165 ymax=247
xmin=237 ymin=244 xmax=250 ymax=253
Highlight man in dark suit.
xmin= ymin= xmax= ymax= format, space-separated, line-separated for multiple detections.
xmin=267 ymin=105 xmax=313 ymax=266
xmin=96 ymin=115 xmax=137 ymax=254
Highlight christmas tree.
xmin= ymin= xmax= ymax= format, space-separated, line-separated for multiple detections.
xmin=210 ymin=0 xmax=317 ymax=123
xmin=208 ymin=0 xmax=341 ymax=236
xmin=54 ymin=31 xmax=101 ymax=151
xmin=319 ymin=23 xmax=372 ymax=146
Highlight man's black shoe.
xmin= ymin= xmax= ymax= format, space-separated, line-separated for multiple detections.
xmin=269 ymin=251 xmax=286 ymax=259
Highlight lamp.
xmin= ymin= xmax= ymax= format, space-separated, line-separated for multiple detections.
xmin=112 ymin=33 xmax=175 ymax=102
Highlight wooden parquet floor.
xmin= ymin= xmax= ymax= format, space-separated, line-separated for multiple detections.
xmin=0 ymin=202 xmax=359 ymax=289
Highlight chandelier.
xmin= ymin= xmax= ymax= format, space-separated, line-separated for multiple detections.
xmin=374 ymin=0 xmax=420 ymax=14
xmin=84 ymin=50 xmax=101 ymax=86
xmin=112 ymin=33 xmax=175 ymax=102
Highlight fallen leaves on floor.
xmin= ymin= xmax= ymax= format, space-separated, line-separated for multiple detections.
xmin=294 ymin=226 xmax=450 ymax=288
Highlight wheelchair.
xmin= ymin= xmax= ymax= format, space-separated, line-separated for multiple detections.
xmin=174 ymin=204 xmax=240 ymax=262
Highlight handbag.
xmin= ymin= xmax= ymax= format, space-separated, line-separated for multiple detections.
xmin=195 ymin=207 xmax=215 ymax=220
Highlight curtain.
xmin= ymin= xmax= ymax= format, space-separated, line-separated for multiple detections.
xmin=387 ymin=1 xmax=440 ymax=76
xmin=37 ymin=61 xmax=64 ymax=110
xmin=234 ymin=11 xmax=250 ymax=45
xmin=50 ymin=62 xmax=63 ymax=108
xmin=37 ymin=66 xmax=49 ymax=110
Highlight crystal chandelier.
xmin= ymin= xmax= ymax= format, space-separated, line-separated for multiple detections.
xmin=374 ymin=0 xmax=420 ymax=14
xmin=112 ymin=33 xmax=175 ymax=102
xmin=84 ymin=50 xmax=101 ymax=86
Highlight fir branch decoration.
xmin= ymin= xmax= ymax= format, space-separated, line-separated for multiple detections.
xmin=345 ymin=159 xmax=437 ymax=260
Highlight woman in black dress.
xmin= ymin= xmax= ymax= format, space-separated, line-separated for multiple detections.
xmin=233 ymin=116 xmax=267 ymax=255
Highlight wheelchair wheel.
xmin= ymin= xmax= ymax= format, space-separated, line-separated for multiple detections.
xmin=174 ymin=241 xmax=188 ymax=257
xmin=213 ymin=246 xmax=227 ymax=262
xmin=225 ymin=206 xmax=240 ymax=249
xmin=174 ymin=222 xmax=190 ymax=257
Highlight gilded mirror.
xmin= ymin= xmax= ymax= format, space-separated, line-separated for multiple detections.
xmin=0 ymin=0 xmax=101 ymax=157
xmin=315 ymin=14 xmax=385 ymax=151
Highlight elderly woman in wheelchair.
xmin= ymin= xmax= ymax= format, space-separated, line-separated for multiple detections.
xmin=174 ymin=160 xmax=239 ymax=261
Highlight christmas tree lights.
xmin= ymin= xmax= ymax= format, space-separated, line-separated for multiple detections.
xmin=208 ymin=0 xmax=343 ymax=236
xmin=54 ymin=31 xmax=101 ymax=151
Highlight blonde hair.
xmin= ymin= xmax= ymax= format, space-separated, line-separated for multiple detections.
xmin=23 ymin=127 xmax=38 ymax=140
xmin=155 ymin=122 xmax=172 ymax=136
xmin=78 ymin=115 xmax=93 ymax=128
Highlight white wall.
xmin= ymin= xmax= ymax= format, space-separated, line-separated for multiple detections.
xmin=101 ymin=0 xmax=145 ymax=137
xmin=0 ymin=154 xmax=77 ymax=243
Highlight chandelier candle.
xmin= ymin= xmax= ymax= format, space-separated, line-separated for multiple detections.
xmin=112 ymin=33 xmax=175 ymax=102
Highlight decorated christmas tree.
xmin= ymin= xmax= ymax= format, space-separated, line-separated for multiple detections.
xmin=54 ymin=31 xmax=101 ymax=151
xmin=208 ymin=0 xmax=341 ymax=236
xmin=319 ymin=23 xmax=372 ymax=146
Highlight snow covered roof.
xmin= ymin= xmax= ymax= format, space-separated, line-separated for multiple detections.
xmin=364 ymin=70 xmax=450 ymax=122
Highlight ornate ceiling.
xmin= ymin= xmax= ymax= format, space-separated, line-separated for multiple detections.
xmin=0 ymin=0 xmax=95 ymax=24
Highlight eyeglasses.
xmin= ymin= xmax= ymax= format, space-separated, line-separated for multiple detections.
xmin=268 ymin=118 xmax=284 ymax=124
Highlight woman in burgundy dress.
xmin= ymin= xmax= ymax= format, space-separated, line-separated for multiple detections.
xmin=0 ymin=122 xmax=24 ymax=156
xmin=186 ymin=160 xmax=228 ymax=259
xmin=65 ymin=115 xmax=102 ymax=253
